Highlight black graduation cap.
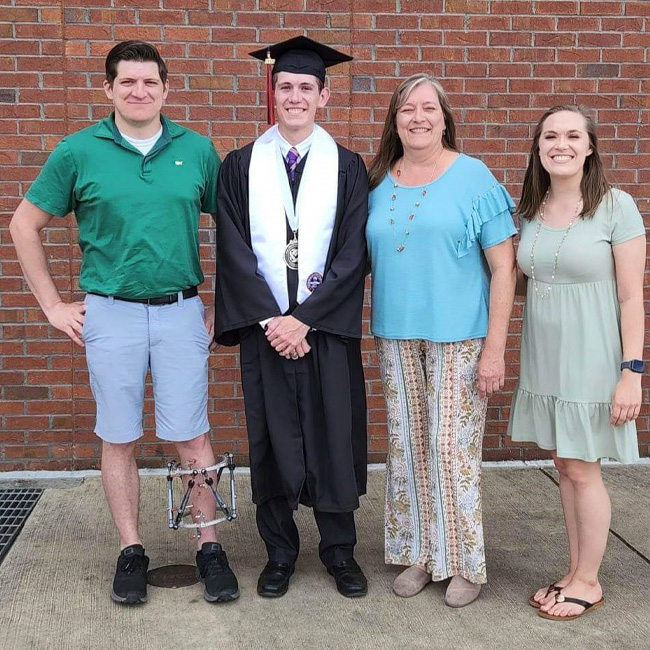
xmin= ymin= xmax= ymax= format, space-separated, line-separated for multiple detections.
xmin=249 ymin=36 xmax=353 ymax=124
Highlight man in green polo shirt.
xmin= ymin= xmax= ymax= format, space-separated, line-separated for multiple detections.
xmin=10 ymin=41 xmax=239 ymax=606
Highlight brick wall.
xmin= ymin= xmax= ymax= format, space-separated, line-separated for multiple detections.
xmin=1 ymin=0 xmax=649 ymax=470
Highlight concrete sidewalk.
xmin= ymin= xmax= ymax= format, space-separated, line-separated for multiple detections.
xmin=0 ymin=466 xmax=649 ymax=650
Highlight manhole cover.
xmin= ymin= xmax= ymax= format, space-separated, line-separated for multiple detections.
xmin=147 ymin=564 xmax=198 ymax=588
xmin=0 ymin=488 xmax=43 ymax=565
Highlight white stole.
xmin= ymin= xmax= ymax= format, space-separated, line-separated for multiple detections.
xmin=249 ymin=125 xmax=339 ymax=313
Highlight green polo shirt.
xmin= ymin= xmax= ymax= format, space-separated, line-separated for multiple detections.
xmin=26 ymin=114 xmax=219 ymax=298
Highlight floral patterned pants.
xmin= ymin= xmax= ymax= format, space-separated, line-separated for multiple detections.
xmin=376 ymin=337 xmax=488 ymax=584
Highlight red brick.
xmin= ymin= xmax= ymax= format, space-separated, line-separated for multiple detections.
xmin=400 ymin=31 xmax=442 ymax=46
xmin=556 ymin=17 xmax=599 ymax=31
xmin=534 ymin=32 xmax=576 ymax=47
xmin=534 ymin=63 xmax=577 ymax=77
xmin=580 ymin=2 xmax=622 ymax=15
xmin=489 ymin=63 xmax=532 ymax=77
xmin=446 ymin=0 xmax=488 ymax=12
xmin=470 ymin=47 xmax=514 ymax=63
xmin=535 ymin=1 xmax=578 ymax=13
xmin=421 ymin=46 xmax=464 ymax=63
xmin=625 ymin=1 xmax=650 ymax=15
xmin=578 ymin=32 xmax=623 ymax=48
xmin=623 ymin=32 xmax=650 ymax=47
xmin=5 ymin=446 xmax=50 ymax=459
xmin=557 ymin=48 xmax=600 ymax=63
xmin=113 ymin=26 xmax=163 ymax=40
xmin=1 ymin=1 xmax=649 ymax=467
xmin=164 ymin=0 xmax=210 ymax=7
xmin=468 ymin=15 xmax=511 ymax=30
xmin=445 ymin=63 xmax=488 ymax=77
xmin=490 ymin=31 xmax=531 ymax=46
xmin=421 ymin=14 xmax=464 ymax=29
xmin=492 ymin=1 xmax=534 ymax=15
xmin=375 ymin=14 xmax=419 ymax=29
xmin=0 ymin=40 xmax=38 ymax=55
xmin=620 ymin=64 xmax=648 ymax=78
xmin=2 ymin=8 xmax=39 ymax=21
xmin=445 ymin=31 xmax=488 ymax=46
xmin=14 ymin=23 xmax=63 ymax=39
xmin=554 ymin=79 xmax=597 ymax=93
xmin=330 ymin=14 xmax=351 ymax=28
xmin=602 ymin=17 xmax=644 ymax=31
xmin=465 ymin=78 xmax=507 ymax=93
xmin=283 ymin=12 xmax=327 ymax=28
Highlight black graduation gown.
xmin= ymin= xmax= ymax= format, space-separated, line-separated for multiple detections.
xmin=215 ymin=141 xmax=368 ymax=512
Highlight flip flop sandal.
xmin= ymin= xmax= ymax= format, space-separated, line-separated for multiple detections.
xmin=538 ymin=594 xmax=605 ymax=621
xmin=528 ymin=582 xmax=562 ymax=608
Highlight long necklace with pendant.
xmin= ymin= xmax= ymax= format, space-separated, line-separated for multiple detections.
xmin=389 ymin=155 xmax=442 ymax=253
xmin=529 ymin=191 xmax=582 ymax=298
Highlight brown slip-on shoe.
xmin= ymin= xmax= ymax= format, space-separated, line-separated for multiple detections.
xmin=393 ymin=566 xmax=431 ymax=598
xmin=444 ymin=575 xmax=481 ymax=608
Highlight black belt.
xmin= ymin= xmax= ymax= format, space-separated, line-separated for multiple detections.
xmin=90 ymin=287 xmax=198 ymax=305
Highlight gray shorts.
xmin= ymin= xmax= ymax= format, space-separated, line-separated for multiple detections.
xmin=82 ymin=293 xmax=211 ymax=444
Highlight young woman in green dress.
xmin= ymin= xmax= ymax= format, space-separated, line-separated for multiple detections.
xmin=509 ymin=105 xmax=646 ymax=620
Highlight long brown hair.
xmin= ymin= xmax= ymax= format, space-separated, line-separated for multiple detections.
xmin=368 ymin=74 xmax=458 ymax=191
xmin=517 ymin=105 xmax=610 ymax=220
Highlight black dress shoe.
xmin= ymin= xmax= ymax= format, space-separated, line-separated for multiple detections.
xmin=327 ymin=558 xmax=368 ymax=598
xmin=257 ymin=560 xmax=295 ymax=598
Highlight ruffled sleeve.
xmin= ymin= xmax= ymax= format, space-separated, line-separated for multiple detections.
xmin=456 ymin=183 xmax=516 ymax=258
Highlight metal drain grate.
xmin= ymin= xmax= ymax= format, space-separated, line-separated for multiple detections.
xmin=0 ymin=489 xmax=43 ymax=564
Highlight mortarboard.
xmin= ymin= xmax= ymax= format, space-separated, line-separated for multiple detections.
xmin=249 ymin=35 xmax=353 ymax=125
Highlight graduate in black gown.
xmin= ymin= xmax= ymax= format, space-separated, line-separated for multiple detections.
xmin=215 ymin=36 xmax=369 ymax=598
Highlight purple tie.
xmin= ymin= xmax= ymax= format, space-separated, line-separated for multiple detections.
xmin=286 ymin=147 xmax=300 ymax=181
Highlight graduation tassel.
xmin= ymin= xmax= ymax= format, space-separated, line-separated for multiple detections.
xmin=265 ymin=49 xmax=275 ymax=125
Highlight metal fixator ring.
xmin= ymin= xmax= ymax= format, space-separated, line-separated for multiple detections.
xmin=166 ymin=453 xmax=237 ymax=530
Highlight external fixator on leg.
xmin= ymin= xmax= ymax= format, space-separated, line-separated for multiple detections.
xmin=166 ymin=453 xmax=237 ymax=530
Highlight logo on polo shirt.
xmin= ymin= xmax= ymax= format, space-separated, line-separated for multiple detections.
xmin=175 ymin=160 xmax=183 ymax=166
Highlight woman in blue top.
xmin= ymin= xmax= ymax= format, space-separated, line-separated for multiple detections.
xmin=366 ymin=74 xmax=517 ymax=607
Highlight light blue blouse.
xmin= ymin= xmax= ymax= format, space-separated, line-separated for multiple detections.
xmin=366 ymin=153 xmax=516 ymax=342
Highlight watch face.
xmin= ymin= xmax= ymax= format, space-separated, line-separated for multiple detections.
xmin=631 ymin=359 xmax=645 ymax=373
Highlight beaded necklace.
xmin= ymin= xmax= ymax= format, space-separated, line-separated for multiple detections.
xmin=389 ymin=156 xmax=441 ymax=253
xmin=529 ymin=191 xmax=582 ymax=299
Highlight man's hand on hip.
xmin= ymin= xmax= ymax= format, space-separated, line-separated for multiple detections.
xmin=45 ymin=300 xmax=86 ymax=347
xmin=203 ymin=304 xmax=217 ymax=351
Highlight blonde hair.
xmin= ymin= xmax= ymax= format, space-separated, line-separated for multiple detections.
xmin=368 ymin=74 xmax=457 ymax=191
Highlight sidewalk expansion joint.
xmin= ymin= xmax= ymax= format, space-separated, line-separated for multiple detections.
xmin=538 ymin=467 xmax=650 ymax=566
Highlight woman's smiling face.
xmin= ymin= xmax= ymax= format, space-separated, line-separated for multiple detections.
xmin=538 ymin=110 xmax=593 ymax=181
xmin=395 ymin=82 xmax=446 ymax=155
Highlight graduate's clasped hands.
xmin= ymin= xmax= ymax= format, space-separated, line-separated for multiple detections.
xmin=266 ymin=315 xmax=311 ymax=360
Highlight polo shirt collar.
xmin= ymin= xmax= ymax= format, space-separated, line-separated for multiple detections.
xmin=94 ymin=113 xmax=184 ymax=146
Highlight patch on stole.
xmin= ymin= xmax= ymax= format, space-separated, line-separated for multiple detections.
xmin=306 ymin=272 xmax=323 ymax=292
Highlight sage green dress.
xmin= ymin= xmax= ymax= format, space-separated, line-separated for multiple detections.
xmin=508 ymin=189 xmax=645 ymax=463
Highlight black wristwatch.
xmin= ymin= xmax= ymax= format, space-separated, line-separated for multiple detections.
xmin=621 ymin=359 xmax=645 ymax=373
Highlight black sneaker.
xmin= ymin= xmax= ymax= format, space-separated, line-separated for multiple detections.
xmin=196 ymin=542 xmax=240 ymax=603
xmin=111 ymin=544 xmax=149 ymax=604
